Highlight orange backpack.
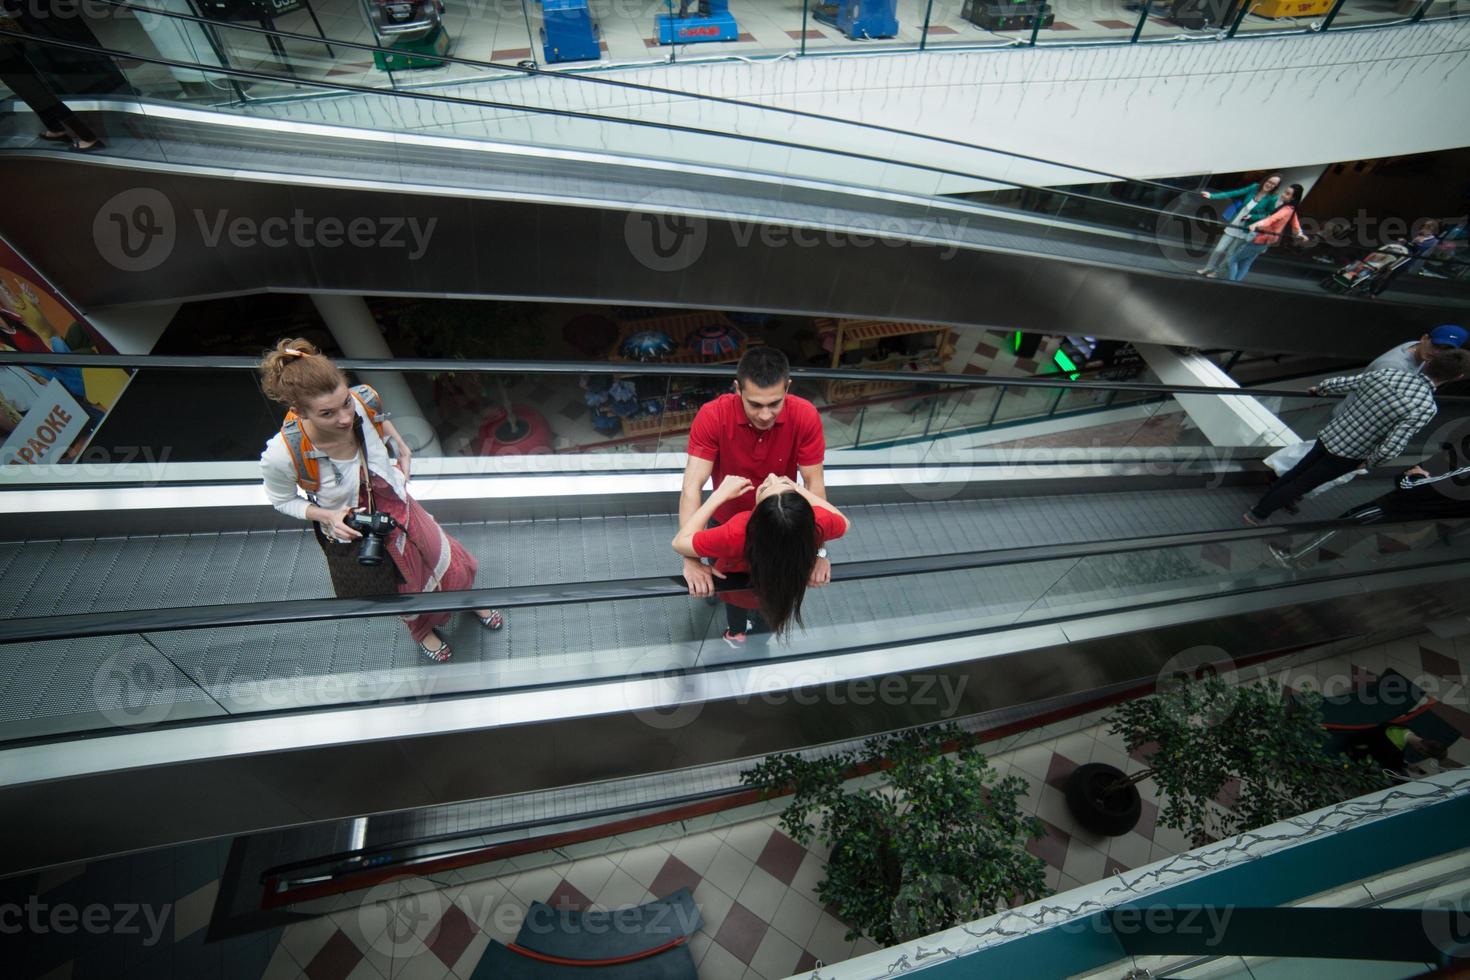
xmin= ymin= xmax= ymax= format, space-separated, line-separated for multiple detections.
xmin=280 ymin=383 xmax=390 ymax=494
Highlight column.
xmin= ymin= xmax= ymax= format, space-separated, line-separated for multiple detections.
xmin=310 ymin=293 xmax=442 ymax=455
xmin=1136 ymin=343 xmax=1299 ymax=449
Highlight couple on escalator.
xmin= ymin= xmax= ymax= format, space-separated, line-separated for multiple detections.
xmin=671 ymin=347 xmax=850 ymax=648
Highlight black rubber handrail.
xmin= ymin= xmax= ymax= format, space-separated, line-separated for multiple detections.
xmin=84 ymin=0 xmax=1213 ymax=204
xmin=0 ymin=351 xmax=1420 ymax=401
xmin=0 ymin=27 xmax=1218 ymax=230
xmin=1 ymin=517 xmax=1457 ymax=644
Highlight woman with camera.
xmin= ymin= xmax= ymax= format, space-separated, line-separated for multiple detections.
xmin=672 ymin=472 xmax=849 ymax=641
xmin=259 ymin=339 xmax=502 ymax=663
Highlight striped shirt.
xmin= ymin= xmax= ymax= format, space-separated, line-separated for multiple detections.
xmin=1316 ymin=369 xmax=1438 ymax=465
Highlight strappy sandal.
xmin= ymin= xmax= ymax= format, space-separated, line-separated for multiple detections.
xmin=475 ymin=610 xmax=504 ymax=630
xmin=418 ymin=629 xmax=453 ymax=663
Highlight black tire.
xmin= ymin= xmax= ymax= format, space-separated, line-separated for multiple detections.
xmin=1064 ymin=763 xmax=1143 ymax=837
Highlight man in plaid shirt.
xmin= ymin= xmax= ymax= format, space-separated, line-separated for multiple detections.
xmin=1245 ymin=349 xmax=1470 ymax=524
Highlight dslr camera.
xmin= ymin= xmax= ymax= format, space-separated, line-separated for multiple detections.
xmin=345 ymin=510 xmax=399 ymax=566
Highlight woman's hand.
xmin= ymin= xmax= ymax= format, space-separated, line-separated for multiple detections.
xmin=1201 ymin=192 xmax=1213 ymax=200
xmin=395 ymin=439 xmax=412 ymax=479
xmin=715 ymin=475 xmax=753 ymax=500
xmin=327 ymin=506 xmax=363 ymax=541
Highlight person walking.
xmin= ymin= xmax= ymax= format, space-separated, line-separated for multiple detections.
xmin=678 ymin=346 xmax=827 ymax=644
xmin=1319 ymin=324 xmax=1470 ymax=431
xmin=1196 ymin=175 xmax=1282 ymax=279
xmin=1244 ymin=350 xmax=1470 ymax=524
xmin=673 ymin=473 xmax=849 ymax=642
xmin=1226 ymin=184 xmax=1308 ymax=283
xmin=1366 ymin=324 xmax=1468 ymax=375
xmin=1269 ymin=450 xmax=1470 ymax=566
xmin=258 ymin=339 xmax=503 ymax=663
xmin=0 ymin=15 xmax=103 ymax=151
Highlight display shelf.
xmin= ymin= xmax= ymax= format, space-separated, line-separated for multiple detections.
xmin=618 ymin=405 xmax=702 ymax=438
xmin=608 ymin=312 xmax=759 ymax=366
xmin=817 ymin=318 xmax=957 ymax=403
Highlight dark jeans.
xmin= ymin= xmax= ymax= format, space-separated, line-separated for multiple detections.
xmin=725 ymin=602 xmax=767 ymax=636
xmin=0 ymin=58 xmax=97 ymax=141
xmin=1252 ymin=440 xmax=1361 ymax=519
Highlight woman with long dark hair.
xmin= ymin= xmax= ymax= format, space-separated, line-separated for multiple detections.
xmin=258 ymin=338 xmax=503 ymax=663
xmin=673 ymin=473 xmax=849 ymax=642
xmin=1226 ymin=183 xmax=1308 ymax=282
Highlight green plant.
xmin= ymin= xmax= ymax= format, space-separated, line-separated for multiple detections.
xmin=1105 ymin=675 xmax=1389 ymax=848
xmin=740 ymin=724 xmax=1046 ymax=946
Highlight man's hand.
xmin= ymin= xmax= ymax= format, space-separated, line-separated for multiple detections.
xmin=682 ymin=556 xmax=725 ymax=597
xmin=1405 ymin=465 xmax=1430 ymax=479
xmin=395 ymin=441 xmax=412 ymax=479
xmin=808 ymin=556 xmax=831 ymax=587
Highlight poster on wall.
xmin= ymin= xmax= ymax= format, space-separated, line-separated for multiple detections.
xmin=0 ymin=236 xmax=133 ymax=465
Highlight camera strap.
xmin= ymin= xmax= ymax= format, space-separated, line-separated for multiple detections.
xmin=356 ymin=416 xmax=375 ymax=515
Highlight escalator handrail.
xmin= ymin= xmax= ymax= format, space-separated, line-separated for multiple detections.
xmin=0 ymin=26 xmax=1226 ymax=232
xmin=85 ymin=0 xmax=1227 ymax=209
xmin=1 ymin=516 xmax=1457 ymax=645
xmin=3 ymin=350 xmax=1447 ymax=402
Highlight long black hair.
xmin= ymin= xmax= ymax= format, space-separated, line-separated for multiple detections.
xmin=743 ymin=491 xmax=820 ymax=638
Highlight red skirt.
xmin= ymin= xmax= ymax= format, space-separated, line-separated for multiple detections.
xmin=365 ymin=474 xmax=478 ymax=643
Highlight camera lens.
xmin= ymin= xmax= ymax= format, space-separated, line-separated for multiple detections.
xmin=357 ymin=530 xmax=387 ymax=566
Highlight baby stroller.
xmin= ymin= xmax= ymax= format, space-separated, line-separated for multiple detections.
xmin=1321 ymin=242 xmax=1411 ymax=294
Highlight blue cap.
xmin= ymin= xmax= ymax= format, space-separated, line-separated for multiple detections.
xmin=1430 ymin=324 xmax=1468 ymax=348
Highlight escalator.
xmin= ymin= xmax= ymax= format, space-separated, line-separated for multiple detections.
xmin=3 ymin=356 xmax=1470 ymax=875
xmin=0 ymin=14 xmax=1465 ymax=356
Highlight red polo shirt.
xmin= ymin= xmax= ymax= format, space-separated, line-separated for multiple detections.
xmin=692 ymin=506 xmax=847 ymax=609
xmin=688 ymin=393 xmax=825 ymax=524
xmin=692 ymin=507 xmax=847 ymax=575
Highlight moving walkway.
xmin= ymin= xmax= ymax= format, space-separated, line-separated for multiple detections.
xmin=3 ymin=356 xmax=1469 ymax=875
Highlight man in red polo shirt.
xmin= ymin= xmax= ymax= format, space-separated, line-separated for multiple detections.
xmin=680 ymin=346 xmax=827 ymax=598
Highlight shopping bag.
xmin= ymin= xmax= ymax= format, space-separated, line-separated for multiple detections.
xmin=1264 ymin=441 xmax=1310 ymax=476
xmin=1306 ymin=468 xmax=1365 ymax=498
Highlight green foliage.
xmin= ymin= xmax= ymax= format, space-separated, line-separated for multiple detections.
xmin=740 ymin=724 xmax=1046 ymax=947
xmin=1106 ymin=676 xmax=1389 ymax=847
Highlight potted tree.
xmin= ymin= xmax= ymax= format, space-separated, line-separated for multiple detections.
xmin=1067 ymin=675 xmax=1389 ymax=846
xmin=742 ymin=724 xmax=1047 ymax=946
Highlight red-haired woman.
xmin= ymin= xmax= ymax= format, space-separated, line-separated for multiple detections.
xmin=258 ymin=338 xmax=502 ymax=662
